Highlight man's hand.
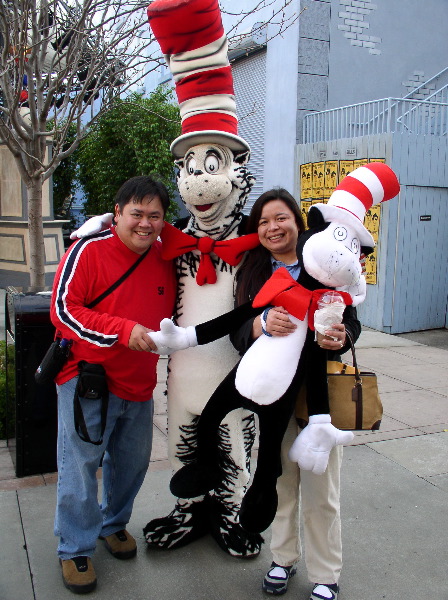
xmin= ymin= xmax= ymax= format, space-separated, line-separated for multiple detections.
xmin=70 ymin=213 xmax=113 ymax=240
xmin=128 ymin=324 xmax=157 ymax=352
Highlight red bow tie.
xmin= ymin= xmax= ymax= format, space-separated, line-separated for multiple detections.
xmin=253 ymin=267 xmax=352 ymax=330
xmin=160 ymin=222 xmax=260 ymax=286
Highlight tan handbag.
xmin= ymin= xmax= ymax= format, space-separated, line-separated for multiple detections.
xmin=296 ymin=332 xmax=383 ymax=431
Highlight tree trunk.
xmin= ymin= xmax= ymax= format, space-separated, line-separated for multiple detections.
xmin=27 ymin=177 xmax=46 ymax=289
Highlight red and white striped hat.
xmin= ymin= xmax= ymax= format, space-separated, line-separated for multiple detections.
xmin=313 ymin=162 xmax=400 ymax=247
xmin=147 ymin=0 xmax=250 ymax=158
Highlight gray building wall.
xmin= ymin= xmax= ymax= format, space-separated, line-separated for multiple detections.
xmin=245 ymin=0 xmax=448 ymax=189
xmin=262 ymin=3 xmax=301 ymax=193
xmin=297 ymin=133 xmax=448 ymax=333
xmin=327 ymin=0 xmax=448 ymax=108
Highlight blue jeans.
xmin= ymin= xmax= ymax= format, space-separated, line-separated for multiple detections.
xmin=54 ymin=376 xmax=153 ymax=560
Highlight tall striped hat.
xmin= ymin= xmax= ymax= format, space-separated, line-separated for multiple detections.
xmin=312 ymin=162 xmax=400 ymax=247
xmin=147 ymin=0 xmax=250 ymax=158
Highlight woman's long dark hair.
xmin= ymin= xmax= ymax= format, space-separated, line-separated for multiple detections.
xmin=235 ymin=188 xmax=306 ymax=305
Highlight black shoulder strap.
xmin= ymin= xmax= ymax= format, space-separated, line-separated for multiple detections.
xmin=86 ymin=246 xmax=151 ymax=309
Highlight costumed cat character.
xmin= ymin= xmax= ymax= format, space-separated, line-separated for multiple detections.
xmin=70 ymin=0 xmax=264 ymax=558
xmin=148 ymin=162 xmax=400 ymax=534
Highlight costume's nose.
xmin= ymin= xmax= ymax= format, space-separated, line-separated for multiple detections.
xmin=194 ymin=169 xmax=203 ymax=176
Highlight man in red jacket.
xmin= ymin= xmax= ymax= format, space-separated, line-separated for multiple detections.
xmin=51 ymin=176 xmax=176 ymax=594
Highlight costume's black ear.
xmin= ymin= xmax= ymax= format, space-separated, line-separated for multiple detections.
xmin=233 ymin=149 xmax=250 ymax=165
xmin=174 ymin=158 xmax=184 ymax=171
xmin=307 ymin=205 xmax=327 ymax=229
xmin=361 ymin=245 xmax=375 ymax=256
xmin=296 ymin=228 xmax=316 ymax=266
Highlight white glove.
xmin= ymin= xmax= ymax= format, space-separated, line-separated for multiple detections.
xmin=147 ymin=318 xmax=198 ymax=355
xmin=70 ymin=213 xmax=114 ymax=239
xmin=288 ymin=414 xmax=354 ymax=475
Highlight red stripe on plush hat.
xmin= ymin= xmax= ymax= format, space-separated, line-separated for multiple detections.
xmin=181 ymin=112 xmax=239 ymax=136
xmin=176 ymin=67 xmax=234 ymax=104
xmin=147 ymin=0 xmax=223 ymax=54
xmin=363 ymin=162 xmax=400 ymax=200
xmin=310 ymin=162 xmax=400 ymax=248
xmin=333 ymin=176 xmax=373 ymax=214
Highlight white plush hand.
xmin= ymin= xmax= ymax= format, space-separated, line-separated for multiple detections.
xmin=288 ymin=414 xmax=354 ymax=475
xmin=70 ymin=213 xmax=114 ymax=239
xmin=147 ymin=318 xmax=198 ymax=355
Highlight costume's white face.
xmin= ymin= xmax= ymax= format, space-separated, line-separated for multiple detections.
xmin=303 ymin=221 xmax=366 ymax=306
xmin=176 ymin=143 xmax=251 ymax=232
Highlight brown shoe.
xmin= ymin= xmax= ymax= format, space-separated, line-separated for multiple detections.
xmin=60 ymin=556 xmax=97 ymax=594
xmin=101 ymin=529 xmax=137 ymax=559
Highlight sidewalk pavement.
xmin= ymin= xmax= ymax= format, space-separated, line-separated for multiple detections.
xmin=1 ymin=285 xmax=447 ymax=599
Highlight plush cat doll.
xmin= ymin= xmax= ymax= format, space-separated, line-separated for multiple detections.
xmin=148 ymin=162 xmax=400 ymax=533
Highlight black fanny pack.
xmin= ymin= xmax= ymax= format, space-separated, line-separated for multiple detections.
xmin=74 ymin=361 xmax=109 ymax=445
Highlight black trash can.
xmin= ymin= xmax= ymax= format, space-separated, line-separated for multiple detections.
xmin=5 ymin=287 xmax=58 ymax=477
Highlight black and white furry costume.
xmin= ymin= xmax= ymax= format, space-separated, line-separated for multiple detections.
xmin=141 ymin=0 xmax=267 ymax=557
xmin=145 ymin=144 xmax=264 ymax=556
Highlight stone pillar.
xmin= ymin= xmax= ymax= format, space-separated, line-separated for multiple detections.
xmin=0 ymin=143 xmax=68 ymax=288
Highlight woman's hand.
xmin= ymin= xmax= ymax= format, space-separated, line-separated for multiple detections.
xmin=316 ymin=322 xmax=346 ymax=351
xmin=267 ymin=307 xmax=297 ymax=336
xmin=252 ymin=306 xmax=297 ymax=339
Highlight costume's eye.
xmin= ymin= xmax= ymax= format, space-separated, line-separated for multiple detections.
xmin=351 ymin=237 xmax=360 ymax=254
xmin=204 ymin=154 xmax=219 ymax=174
xmin=186 ymin=157 xmax=196 ymax=174
xmin=333 ymin=226 xmax=347 ymax=241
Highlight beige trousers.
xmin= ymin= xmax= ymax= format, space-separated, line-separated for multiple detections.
xmin=270 ymin=415 xmax=343 ymax=585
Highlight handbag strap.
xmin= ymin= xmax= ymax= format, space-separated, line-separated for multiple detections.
xmin=345 ymin=330 xmax=362 ymax=382
xmin=86 ymin=246 xmax=151 ymax=309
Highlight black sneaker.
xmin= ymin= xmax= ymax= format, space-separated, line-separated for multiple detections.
xmin=309 ymin=583 xmax=339 ymax=600
xmin=262 ymin=562 xmax=296 ymax=595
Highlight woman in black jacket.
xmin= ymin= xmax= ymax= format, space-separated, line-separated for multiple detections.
xmin=230 ymin=188 xmax=359 ymax=600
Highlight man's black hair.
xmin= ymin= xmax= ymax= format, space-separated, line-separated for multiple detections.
xmin=115 ymin=176 xmax=170 ymax=215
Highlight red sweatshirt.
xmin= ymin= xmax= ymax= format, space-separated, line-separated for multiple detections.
xmin=51 ymin=227 xmax=176 ymax=402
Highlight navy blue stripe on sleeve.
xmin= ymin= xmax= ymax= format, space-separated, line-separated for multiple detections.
xmin=54 ymin=231 xmax=119 ymax=347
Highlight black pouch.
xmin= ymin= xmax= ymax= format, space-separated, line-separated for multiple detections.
xmin=74 ymin=361 xmax=109 ymax=445
xmin=35 ymin=338 xmax=73 ymax=385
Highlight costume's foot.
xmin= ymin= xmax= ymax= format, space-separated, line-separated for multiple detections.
xmin=143 ymin=498 xmax=209 ymax=550
xmin=239 ymin=484 xmax=278 ymax=533
xmin=309 ymin=583 xmax=339 ymax=600
xmin=100 ymin=529 xmax=137 ymax=559
xmin=60 ymin=556 xmax=97 ymax=594
xmin=207 ymin=495 xmax=264 ymax=558
xmin=262 ymin=562 xmax=296 ymax=595
xmin=169 ymin=463 xmax=219 ymax=498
